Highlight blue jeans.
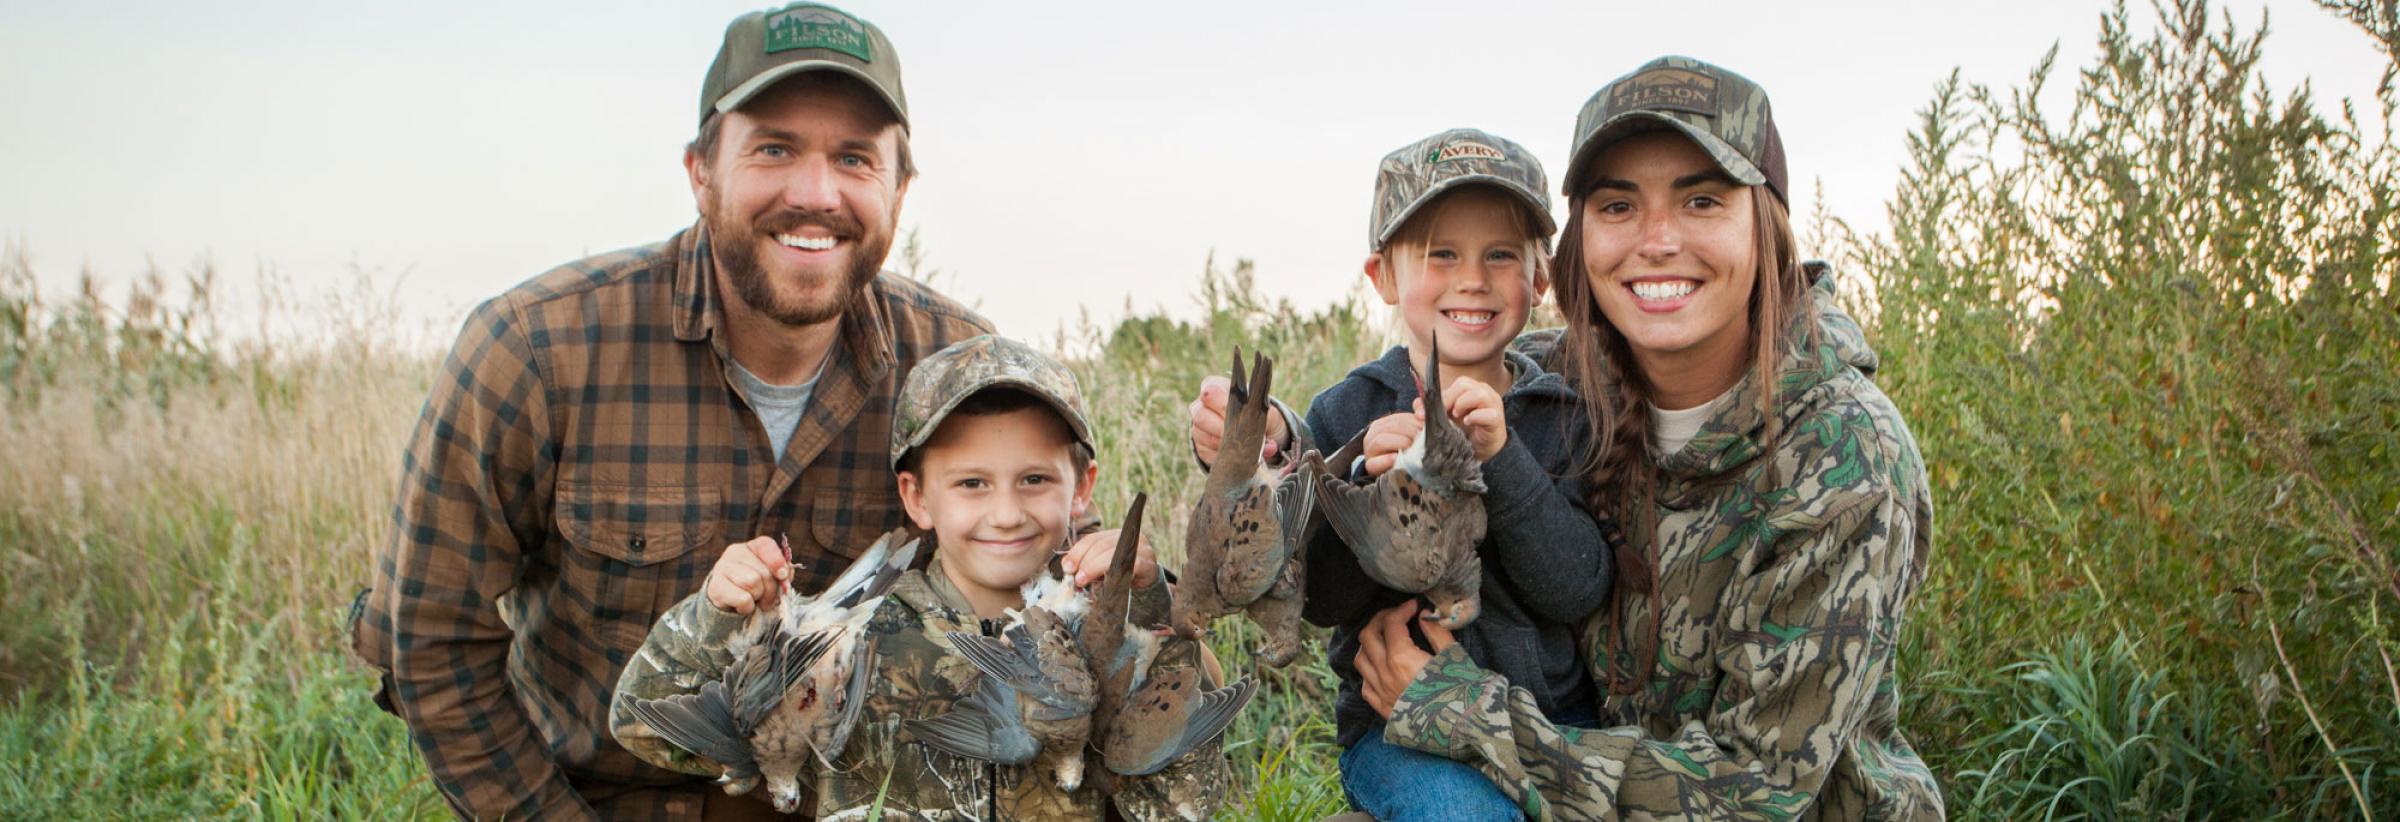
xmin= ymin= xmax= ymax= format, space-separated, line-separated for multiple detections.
xmin=1339 ymin=725 xmax=1524 ymax=821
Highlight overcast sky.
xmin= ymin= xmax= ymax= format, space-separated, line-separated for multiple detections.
xmin=2 ymin=0 xmax=2389 ymax=342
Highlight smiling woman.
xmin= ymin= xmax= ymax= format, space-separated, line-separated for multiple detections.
xmin=1353 ymin=56 xmax=1945 ymax=820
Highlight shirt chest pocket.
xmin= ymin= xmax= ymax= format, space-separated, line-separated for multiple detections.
xmin=555 ymin=481 xmax=726 ymax=654
xmin=807 ymin=486 xmax=908 ymax=563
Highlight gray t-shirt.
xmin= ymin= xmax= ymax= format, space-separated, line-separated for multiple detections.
xmin=728 ymin=357 xmax=824 ymax=459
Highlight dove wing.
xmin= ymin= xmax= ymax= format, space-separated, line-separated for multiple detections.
xmin=626 ymin=679 xmax=759 ymax=774
xmin=904 ymin=674 xmax=1041 ymax=766
xmin=1311 ymin=462 xmax=1450 ymax=592
xmin=1101 ymin=672 xmax=1259 ymax=777
xmin=945 ymin=628 xmax=1088 ymax=720
xmin=728 ymin=620 xmax=836 ymax=735
xmin=1273 ymin=457 xmax=1318 ymax=566
xmin=810 ymin=637 xmax=876 ymax=769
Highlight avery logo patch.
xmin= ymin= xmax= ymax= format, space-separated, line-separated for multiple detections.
xmin=1428 ymin=140 xmax=1505 ymax=164
xmin=1613 ymin=68 xmax=1717 ymax=115
xmin=766 ymin=4 xmax=873 ymax=61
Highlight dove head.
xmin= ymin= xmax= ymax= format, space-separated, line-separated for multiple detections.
xmin=1426 ymin=591 xmax=1482 ymax=631
xmin=763 ymin=766 xmax=806 ymax=814
xmin=1048 ymin=750 xmax=1087 ymax=793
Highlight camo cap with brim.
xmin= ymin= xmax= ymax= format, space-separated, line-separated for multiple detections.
xmin=1370 ymin=128 xmax=1557 ymax=250
xmin=1564 ymin=56 xmax=1787 ymax=204
xmin=892 ymin=335 xmax=1093 ymax=470
xmin=699 ymin=1 xmax=908 ymax=129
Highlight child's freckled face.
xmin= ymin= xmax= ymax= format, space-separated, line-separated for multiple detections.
xmin=1374 ymin=187 xmax=1548 ymax=373
xmin=896 ymin=407 xmax=1091 ymax=602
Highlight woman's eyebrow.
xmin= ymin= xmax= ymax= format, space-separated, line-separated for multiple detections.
xmin=1673 ymin=170 xmax=1743 ymax=189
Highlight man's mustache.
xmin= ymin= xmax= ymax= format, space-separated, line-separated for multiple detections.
xmin=758 ymin=211 xmax=863 ymax=238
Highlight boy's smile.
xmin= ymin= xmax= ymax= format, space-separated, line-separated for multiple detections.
xmin=897 ymin=405 xmax=1096 ymax=619
xmin=1369 ymin=186 xmax=1550 ymax=390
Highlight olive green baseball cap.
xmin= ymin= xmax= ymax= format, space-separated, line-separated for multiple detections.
xmin=698 ymin=2 xmax=908 ymax=129
xmin=892 ymin=335 xmax=1094 ymax=470
xmin=1369 ymin=128 xmax=1556 ymax=249
xmin=1564 ymin=56 xmax=1788 ymax=204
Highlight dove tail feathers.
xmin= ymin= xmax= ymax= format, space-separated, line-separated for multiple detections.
xmin=1218 ymin=350 xmax=1272 ymax=474
xmin=815 ymin=529 xmax=920 ymax=613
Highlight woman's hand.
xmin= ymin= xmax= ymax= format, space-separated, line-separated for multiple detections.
xmin=1443 ymin=377 xmax=1508 ymax=463
xmin=1354 ymin=599 xmax=1458 ymax=718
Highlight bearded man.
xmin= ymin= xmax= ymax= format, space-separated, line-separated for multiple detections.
xmin=350 ymin=4 xmax=1000 ymax=818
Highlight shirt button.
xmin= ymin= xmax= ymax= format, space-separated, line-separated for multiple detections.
xmin=630 ymin=536 xmax=647 ymax=551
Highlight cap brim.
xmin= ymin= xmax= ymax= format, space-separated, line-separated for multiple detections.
xmin=890 ymin=376 xmax=1094 ymax=469
xmin=715 ymin=60 xmax=909 ymax=130
xmin=1373 ymin=174 xmax=1559 ymax=249
xmin=1562 ymin=112 xmax=1765 ymax=196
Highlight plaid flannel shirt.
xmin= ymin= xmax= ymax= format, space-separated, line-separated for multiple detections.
xmin=350 ymin=224 xmax=992 ymax=820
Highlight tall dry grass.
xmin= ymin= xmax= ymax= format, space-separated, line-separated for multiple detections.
xmin=5 ymin=1 xmax=2398 ymax=817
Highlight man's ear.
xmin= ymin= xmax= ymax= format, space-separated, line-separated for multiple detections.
xmin=896 ymin=470 xmax=935 ymax=531
xmin=1364 ymin=253 xmax=1401 ymax=306
xmin=685 ymin=147 xmax=711 ymax=208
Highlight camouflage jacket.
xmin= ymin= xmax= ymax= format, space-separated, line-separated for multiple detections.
xmin=611 ymin=554 xmax=1229 ymax=821
xmin=1385 ymin=273 xmax=1945 ymax=820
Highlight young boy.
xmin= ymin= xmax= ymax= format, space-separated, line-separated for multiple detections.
xmin=614 ymin=334 xmax=1229 ymax=821
xmin=1190 ymin=128 xmax=1617 ymax=821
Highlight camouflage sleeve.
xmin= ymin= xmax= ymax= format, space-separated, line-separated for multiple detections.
xmin=1386 ymin=485 xmax=1909 ymax=821
xmin=609 ymin=590 xmax=751 ymax=776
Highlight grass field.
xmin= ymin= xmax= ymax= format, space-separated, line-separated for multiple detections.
xmin=4 ymin=1 xmax=2398 ymax=818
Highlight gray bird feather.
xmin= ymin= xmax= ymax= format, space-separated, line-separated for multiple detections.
xmin=904 ymin=672 xmax=1040 ymax=766
xmin=1308 ymin=332 xmax=1489 ymax=629
xmin=1101 ymin=668 xmax=1259 ymax=777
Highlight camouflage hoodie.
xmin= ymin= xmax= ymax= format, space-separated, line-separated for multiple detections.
xmin=611 ymin=553 xmax=1230 ymax=821
xmin=1383 ymin=273 xmax=1945 ymax=820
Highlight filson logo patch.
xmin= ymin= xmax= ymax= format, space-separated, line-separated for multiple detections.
xmin=766 ymin=5 xmax=873 ymax=61
xmin=1612 ymin=68 xmax=1717 ymax=115
xmin=1428 ymin=140 xmax=1505 ymax=164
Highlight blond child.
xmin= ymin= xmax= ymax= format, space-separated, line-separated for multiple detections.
xmin=1189 ymin=129 xmax=1616 ymax=821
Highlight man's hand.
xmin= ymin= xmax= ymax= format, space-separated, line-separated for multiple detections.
xmin=1442 ymin=377 xmax=1508 ymax=463
xmin=1060 ymin=527 xmax=1160 ymax=590
xmin=1187 ymin=376 xmax=1288 ymax=469
xmin=704 ymin=537 xmax=794 ymax=615
xmin=1355 ymin=600 xmax=1458 ymax=718
xmin=1359 ymin=410 xmax=1425 ymax=478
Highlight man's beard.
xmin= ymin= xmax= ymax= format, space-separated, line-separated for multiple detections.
xmin=708 ymin=200 xmax=889 ymax=328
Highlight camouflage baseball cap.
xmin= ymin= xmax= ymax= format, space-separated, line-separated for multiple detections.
xmin=892 ymin=335 xmax=1093 ymax=469
xmin=699 ymin=2 xmax=908 ymax=129
xmin=1369 ymin=128 xmax=1557 ymax=250
xmin=1564 ymin=56 xmax=1788 ymax=204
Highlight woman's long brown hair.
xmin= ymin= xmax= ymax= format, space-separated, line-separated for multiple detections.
xmin=1550 ymin=169 xmax=1809 ymax=694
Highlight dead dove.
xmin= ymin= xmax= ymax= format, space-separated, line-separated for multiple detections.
xmin=938 ymin=495 xmax=1255 ymax=797
xmin=1307 ymin=332 xmax=1489 ymax=630
xmin=916 ymin=560 xmax=1099 ymax=791
xmin=623 ymin=529 xmax=921 ymax=813
xmin=1085 ymin=494 xmax=1257 ymax=794
xmin=1169 ymin=349 xmax=1316 ymax=666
